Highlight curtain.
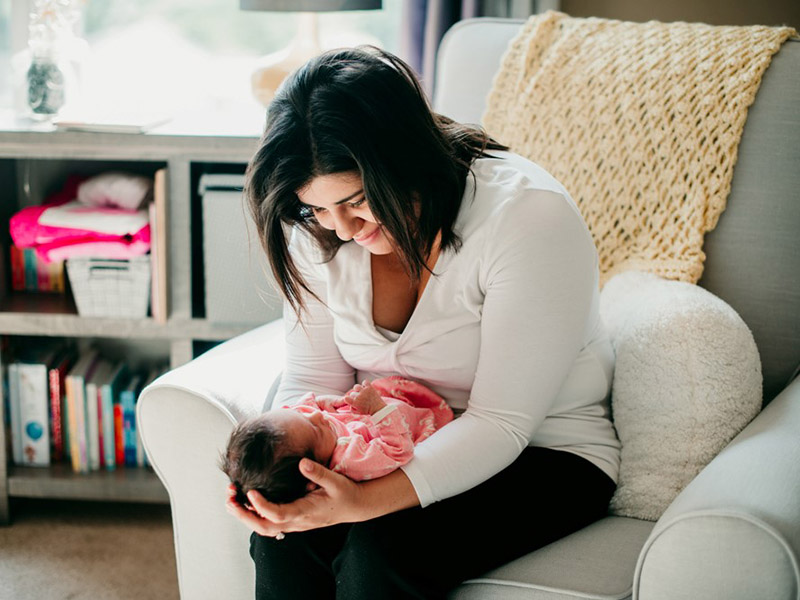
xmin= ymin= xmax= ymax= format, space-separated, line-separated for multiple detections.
xmin=400 ymin=0 xmax=482 ymax=96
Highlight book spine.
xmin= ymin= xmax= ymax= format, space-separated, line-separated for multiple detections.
xmin=36 ymin=253 xmax=49 ymax=292
xmin=17 ymin=364 xmax=50 ymax=466
xmin=49 ymin=366 xmax=63 ymax=462
xmin=62 ymin=381 xmax=71 ymax=465
xmin=51 ymin=260 xmax=65 ymax=293
xmin=65 ymin=377 xmax=81 ymax=472
xmin=24 ymin=249 xmax=37 ymax=292
xmin=101 ymin=385 xmax=115 ymax=470
xmin=85 ymin=382 xmax=100 ymax=471
xmin=10 ymin=246 xmax=25 ymax=291
xmin=96 ymin=383 xmax=104 ymax=469
xmin=121 ymin=390 xmax=136 ymax=467
xmin=73 ymin=376 xmax=89 ymax=473
xmin=8 ymin=364 xmax=23 ymax=464
xmin=114 ymin=402 xmax=124 ymax=466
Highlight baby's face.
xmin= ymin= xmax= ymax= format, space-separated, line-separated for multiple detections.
xmin=266 ymin=409 xmax=338 ymax=464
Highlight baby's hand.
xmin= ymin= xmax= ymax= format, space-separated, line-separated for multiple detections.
xmin=345 ymin=380 xmax=387 ymax=415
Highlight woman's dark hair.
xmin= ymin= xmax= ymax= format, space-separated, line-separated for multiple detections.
xmin=245 ymin=45 xmax=507 ymax=318
xmin=220 ymin=416 xmax=312 ymax=505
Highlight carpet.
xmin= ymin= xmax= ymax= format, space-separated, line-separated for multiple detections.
xmin=0 ymin=499 xmax=179 ymax=600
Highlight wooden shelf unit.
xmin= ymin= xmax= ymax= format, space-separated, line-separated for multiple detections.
xmin=0 ymin=125 xmax=261 ymax=523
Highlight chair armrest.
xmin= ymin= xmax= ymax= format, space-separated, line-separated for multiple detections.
xmin=633 ymin=376 xmax=800 ymax=600
xmin=143 ymin=318 xmax=285 ymax=422
xmin=136 ymin=319 xmax=285 ymax=600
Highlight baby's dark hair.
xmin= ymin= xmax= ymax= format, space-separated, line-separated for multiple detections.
xmin=219 ymin=415 xmax=312 ymax=505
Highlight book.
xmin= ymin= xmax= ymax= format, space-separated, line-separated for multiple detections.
xmin=36 ymin=252 xmax=48 ymax=291
xmin=62 ymin=377 xmax=70 ymax=465
xmin=16 ymin=362 xmax=49 ymax=466
xmin=53 ymin=113 xmax=171 ymax=134
xmin=50 ymin=260 xmax=65 ymax=292
xmin=120 ymin=373 xmax=144 ymax=467
xmin=7 ymin=363 xmax=22 ymax=464
xmin=44 ymin=259 xmax=65 ymax=293
xmin=9 ymin=246 xmax=65 ymax=293
xmin=99 ymin=362 xmax=128 ymax=470
xmin=113 ymin=393 xmax=125 ymax=467
xmin=85 ymin=359 xmax=114 ymax=471
xmin=13 ymin=344 xmax=65 ymax=466
xmin=48 ymin=346 xmax=77 ymax=463
xmin=10 ymin=245 xmax=25 ymax=291
xmin=149 ymin=168 xmax=168 ymax=323
xmin=24 ymin=248 xmax=37 ymax=291
xmin=65 ymin=350 xmax=100 ymax=473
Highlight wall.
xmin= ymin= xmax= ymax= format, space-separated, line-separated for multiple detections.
xmin=560 ymin=0 xmax=799 ymax=29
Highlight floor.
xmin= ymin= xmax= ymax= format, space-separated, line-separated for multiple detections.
xmin=0 ymin=498 xmax=180 ymax=600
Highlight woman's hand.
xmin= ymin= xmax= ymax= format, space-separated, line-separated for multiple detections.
xmin=224 ymin=458 xmax=365 ymax=538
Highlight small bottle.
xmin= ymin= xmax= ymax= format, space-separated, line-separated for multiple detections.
xmin=25 ymin=0 xmax=86 ymax=121
xmin=27 ymin=47 xmax=67 ymax=119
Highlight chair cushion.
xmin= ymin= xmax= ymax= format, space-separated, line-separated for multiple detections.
xmin=599 ymin=271 xmax=762 ymax=521
xmin=451 ymin=517 xmax=654 ymax=600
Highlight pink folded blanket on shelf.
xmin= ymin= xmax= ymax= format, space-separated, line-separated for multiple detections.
xmin=10 ymin=175 xmax=151 ymax=262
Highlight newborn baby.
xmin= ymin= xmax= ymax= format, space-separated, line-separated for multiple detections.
xmin=221 ymin=376 xmax=453 ymax=505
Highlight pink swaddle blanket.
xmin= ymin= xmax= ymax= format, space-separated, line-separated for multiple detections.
xmin=290 ymin=376 xmax=454 ymax=481
xmin=9 ymin=175 xmax=151 ymax=262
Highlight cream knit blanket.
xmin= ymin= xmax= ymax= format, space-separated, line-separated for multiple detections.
xmin=483 ymin=12 xmax=796 ymax=286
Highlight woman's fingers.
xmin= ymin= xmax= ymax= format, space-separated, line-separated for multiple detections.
xmin=299 ymin=458 xmax=342 ymax=492
xmin=226 ymin=495 xmax=281 ymax=537
xmin=246 ymin=489 xmax=290 ymax=523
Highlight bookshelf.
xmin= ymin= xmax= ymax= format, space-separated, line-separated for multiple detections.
xmin=0 ymin=122 xmax=265 ymax=524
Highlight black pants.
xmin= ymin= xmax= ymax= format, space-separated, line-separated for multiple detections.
xmin=250 ymin=446 xmax=616 ymax=600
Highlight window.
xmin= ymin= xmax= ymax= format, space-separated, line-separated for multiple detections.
xmin=0 ymin=0 xmax=13 ymax=111
xmin=2 ymin=0 xmax=403 ymax=130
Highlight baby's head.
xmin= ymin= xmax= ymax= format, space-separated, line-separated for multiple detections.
xmin=220 ymin=408 xmax=337 ymax=505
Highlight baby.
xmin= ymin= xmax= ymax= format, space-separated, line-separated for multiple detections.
xmin=220 ymin=376 xmax=453 ymax=505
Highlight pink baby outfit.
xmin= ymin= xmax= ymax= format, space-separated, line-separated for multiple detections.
xmin=290 ymin=376 xmax=453 ymax=481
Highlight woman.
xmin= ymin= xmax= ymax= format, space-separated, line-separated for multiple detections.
xmin=228 ymin=46 xmax=621 ymax=599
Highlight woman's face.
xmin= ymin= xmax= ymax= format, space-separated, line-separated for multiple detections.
xmin=296 ymin=171 xmax=394 ymax=255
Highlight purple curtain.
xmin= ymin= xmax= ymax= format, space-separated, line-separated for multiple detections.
xmin=400 ymin=0 xmax=482 ymax=97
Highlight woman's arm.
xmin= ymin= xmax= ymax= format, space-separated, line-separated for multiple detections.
xmin=226 ymin=460 xmax=420 ymax=537
xmin=400 ymin=189 xmax=600 ymax=506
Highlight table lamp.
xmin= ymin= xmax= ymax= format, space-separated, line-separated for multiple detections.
xmin=240 ymin=0 xmax=383 ymax=106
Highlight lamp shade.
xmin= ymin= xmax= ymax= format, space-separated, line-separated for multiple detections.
xmin=240 ymin=0 xmax=381 ymax=11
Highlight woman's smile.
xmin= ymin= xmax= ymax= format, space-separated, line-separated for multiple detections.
xmin=354 ymin=228 xmax=380 ymax=245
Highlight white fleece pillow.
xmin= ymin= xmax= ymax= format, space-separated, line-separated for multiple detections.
xmin=599 ymin=271 xmax=762 ymax=522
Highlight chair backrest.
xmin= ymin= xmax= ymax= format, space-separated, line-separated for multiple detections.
xmin=434 ymin=18 xmax=800 ymax=402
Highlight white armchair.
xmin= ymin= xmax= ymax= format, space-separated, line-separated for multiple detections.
xmin=139 ymin=18 xmax=800 ymax=600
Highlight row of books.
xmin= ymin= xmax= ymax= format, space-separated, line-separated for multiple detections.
xmin=5 ymin=342 xmax=167 ymax=472
xmin=9 ymin=246 xmax=66 ymax=293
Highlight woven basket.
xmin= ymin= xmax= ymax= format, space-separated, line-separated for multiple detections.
xmin=66 ymin=256 xmax=151 ymax=318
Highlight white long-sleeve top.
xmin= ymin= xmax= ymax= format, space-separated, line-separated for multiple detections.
xmin=273 ymin=151 xmax=621 ymax=508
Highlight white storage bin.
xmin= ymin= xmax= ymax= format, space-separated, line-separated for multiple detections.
xmin=199 ymin=174 xmax=282 ymax=325
xmin=66 ymin=256 xmax=151 ymax=318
